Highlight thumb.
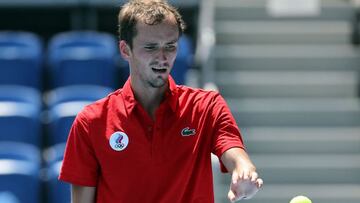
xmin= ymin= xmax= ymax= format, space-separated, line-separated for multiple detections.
xmin=228 ymin=188 xmax=236 ymax=202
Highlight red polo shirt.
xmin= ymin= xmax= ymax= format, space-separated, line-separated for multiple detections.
xmin=59 ymin=76 xmax=245 ymax=203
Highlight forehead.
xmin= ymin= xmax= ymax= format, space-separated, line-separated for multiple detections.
xmin=134 ymin=17 xmax=179 ymax=43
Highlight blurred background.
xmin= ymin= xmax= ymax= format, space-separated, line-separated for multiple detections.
xmin=0 ymin=0 xmax=359 ymax=203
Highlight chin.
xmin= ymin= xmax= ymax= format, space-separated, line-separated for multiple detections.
xmin=149 ymin=77 xmax=167 ymax=88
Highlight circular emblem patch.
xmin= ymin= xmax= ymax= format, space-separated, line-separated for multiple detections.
xmin=109 ymin=131 xmax=129 ymax=151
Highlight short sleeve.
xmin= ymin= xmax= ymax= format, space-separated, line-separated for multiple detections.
xmin=210 ymin=93 xmax=245 ymax=172
xmin=58 ymin=110 xmax=99 ymax=186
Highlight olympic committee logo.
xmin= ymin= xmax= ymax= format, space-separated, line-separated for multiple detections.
xmin=109 ymin=131 xmax=129 ymax=151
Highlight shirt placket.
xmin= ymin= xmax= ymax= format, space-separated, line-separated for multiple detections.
xmin=136 ymin=102 xmax=167 ymax=161
xmin=152 ymin=104 xmax=166 ymax=163
xmin=134 ymin=104 xmax=155 ymax=157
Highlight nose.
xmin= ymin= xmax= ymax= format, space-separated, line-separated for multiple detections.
xmin=158 ymin=48 xmax=168 ymax=62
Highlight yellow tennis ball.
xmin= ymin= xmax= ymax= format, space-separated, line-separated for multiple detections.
xmin=289 ymin=195 xmax=312 ymax=203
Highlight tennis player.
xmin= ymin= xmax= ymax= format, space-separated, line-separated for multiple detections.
xmin=59 ymin=0 xmax=263 ymax=202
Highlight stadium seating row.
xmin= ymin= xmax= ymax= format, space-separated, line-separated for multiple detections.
xmin=0 ymin=30 xmax=193 ymax=89
xmin=0 ymin=141 xmax=70 ymax=203
xmin=0 ymin=30 xmax=194 ymax=203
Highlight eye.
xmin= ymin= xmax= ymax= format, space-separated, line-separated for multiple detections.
xmin=144 ymin=45 xmax=157 ymax=51
xmin=165 ymin=44 xmax=177 ymax=51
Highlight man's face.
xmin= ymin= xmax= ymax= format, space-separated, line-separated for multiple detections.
xmin=124 ymin=17 xmax=179 ymax=88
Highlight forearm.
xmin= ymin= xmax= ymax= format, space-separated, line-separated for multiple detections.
xmin=221 ymin=147 xmax=263 ymax=202
xmin=220 ymin=147 xmax=256 ymax=174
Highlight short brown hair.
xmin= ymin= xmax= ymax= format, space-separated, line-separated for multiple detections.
xmin=118 ymin=0 xmax=186 ymax=48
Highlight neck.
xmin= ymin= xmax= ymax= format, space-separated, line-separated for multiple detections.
xmin=131 ymin=79 xmax=168 ymax=119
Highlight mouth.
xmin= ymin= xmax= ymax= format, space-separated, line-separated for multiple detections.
xmin=151 ymin=67 xmax=168 ymax=74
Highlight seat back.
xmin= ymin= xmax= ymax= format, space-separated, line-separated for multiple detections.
xmin=0 ymin=142 xmax=41 ymax=203
xmin=47 ymin=160 xmax=70 ymax=203
xmin=0 ymin=86 xmax=42 ymax=146
xmin=46 ymin=85 xmax=112 ymax=146
xmin=48 ymin=31 xmax=118 ymax=88
xmin=0 ymin=31 xmax=43 ymax=89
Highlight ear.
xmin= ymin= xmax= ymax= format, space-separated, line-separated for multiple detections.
xmin=119 ymin=40 xmax=131 ymax=59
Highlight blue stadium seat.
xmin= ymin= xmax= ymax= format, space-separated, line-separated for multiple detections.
xmin=44 ymin=142 xmax=66 ymax=165
xmin=48 ymin=31 xmax=118 ymax=88
xmin=44 ymin=143 xmax=70 ymax=203
xmin=172 ymin=35 xmax=193 ymax=84
xmin=46 ymin=85 xmax=112 ymax=145
xmin=48 ymin=101 xmax=91 ymax=146
xmin=0 ymin=191 xmax=20 ymax=203
xmin=0 ymin=31 xmax=43 ymax=89
xmin=0 ymin=85 xmax=41 ymax=105
xmin=0 ymin=142 xmax=41 ymax=203
xmin=47 ymin=160 xmax=70 ymax=203
xmin=0 ymin=86 xmax=42 ymax=146
xmin=46 ymin=85 xmax=113 ymax=108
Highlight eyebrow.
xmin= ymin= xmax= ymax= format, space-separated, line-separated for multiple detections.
xmin=144 ymin=43 xmax=157 ymax=46
xmin=166 ymin=39 xmax=178 ymax=44
xmin=144 ymin=39 xmax=178 ymax=46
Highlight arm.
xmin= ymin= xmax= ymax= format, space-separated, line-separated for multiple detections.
xmin=221 ymin=147 xmax=263 ymax=202
xmin=71 ymin=185 xmax=96 ymax=203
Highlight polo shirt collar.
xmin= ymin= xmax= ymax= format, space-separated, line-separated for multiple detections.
xmin=166 ymin=76 xmax=178 ymax=112
xmin=121 ymin=76 xmax=178 ymax=113
xmin=122 ymin=78 xmax=136 ymax=113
